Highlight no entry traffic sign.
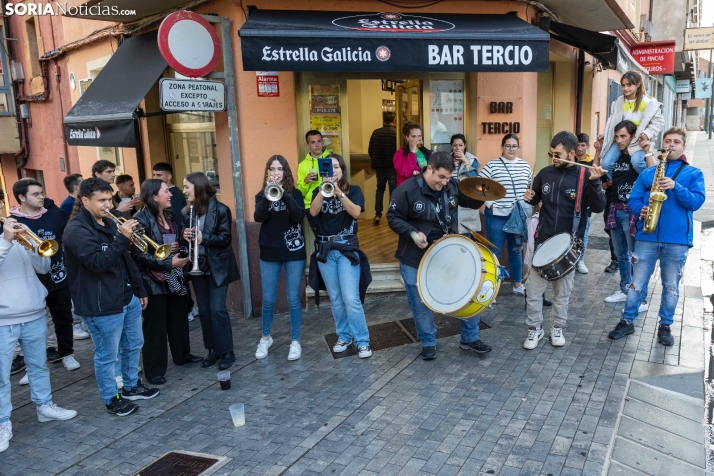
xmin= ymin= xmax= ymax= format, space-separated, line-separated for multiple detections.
xmin=158 ymin=11 xmax=221 ymax=78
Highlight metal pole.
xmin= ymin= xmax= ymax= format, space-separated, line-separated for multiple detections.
xmin=220 ymin=16 xmax=252 ymax=318
xmin=707 ymin=47 xmax=713 ymax=140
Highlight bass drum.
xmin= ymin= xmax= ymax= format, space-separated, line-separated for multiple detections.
xmin=531 ymin=233 xmax=582 ymax=281
xmin=417 ymin=234 xmax=501 ymax=319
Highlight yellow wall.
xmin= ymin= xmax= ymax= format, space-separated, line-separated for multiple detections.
xmin=347 ymin=80 xmax=396 ymax=154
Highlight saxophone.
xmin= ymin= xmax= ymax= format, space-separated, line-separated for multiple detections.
xmin=642 ymin=149 xmax=668 ymax=234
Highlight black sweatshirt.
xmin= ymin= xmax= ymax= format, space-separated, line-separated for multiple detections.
xmin=254 ymin=188 xmax=306 ymax=261
xmin=525 ymin=164 xmax=606 ymax=246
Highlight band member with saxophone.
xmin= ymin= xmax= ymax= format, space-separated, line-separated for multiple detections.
xmin=387 ymin=151 xmax=487 ymax=361
xmin=523 ymin=132 xmax=606 ymax=350
xmin=594 ymin=121 xmax=656 ymax=310
xmin=131 ymin=179 xmax=202 ymax=386
xmin=254 ymin=156 xmax=306 ymax=361
xmin=182 ymin=172 xmax=240 ymax=371
xmin=608 ymin=127 xmax=705 ymax=345
xmin=64 ymin=178 xmax=158 ymax=416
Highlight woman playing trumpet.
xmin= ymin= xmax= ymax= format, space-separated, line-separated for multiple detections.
xmin=131 ymin=179 xmax=203 ymax=385
xmin=254 ymin=155 xmax=306 ymax=360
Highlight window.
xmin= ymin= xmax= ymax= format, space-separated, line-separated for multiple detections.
xmin=23 ymin=18 xmax=42 ymax=79
xmin=0 ymin=25 xmax=13 ymax=115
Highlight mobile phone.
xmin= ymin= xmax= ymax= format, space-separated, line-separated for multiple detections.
xmin=317 ymin=158 xmax=334 ymax=178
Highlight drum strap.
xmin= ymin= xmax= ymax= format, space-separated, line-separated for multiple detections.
xmin=418 ymin=177 xmax=451 ymax=235
xmin=572 ymin=167 xmax=586 ymax=236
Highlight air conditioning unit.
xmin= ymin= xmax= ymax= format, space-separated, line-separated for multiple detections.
xmin=10 ymin=61 xmax=24 ymax=82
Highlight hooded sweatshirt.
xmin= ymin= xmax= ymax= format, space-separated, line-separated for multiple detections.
xmin=0 ymin=236 xmax=51 ymax=325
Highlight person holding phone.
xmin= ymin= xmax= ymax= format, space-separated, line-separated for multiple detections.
xmin=297 ymin=130 xmax=331 ymax=209
xmin=131 ymin=179 xmax=203 ymax=385
xmin=394 ymin=123 xmax=431 ymax=187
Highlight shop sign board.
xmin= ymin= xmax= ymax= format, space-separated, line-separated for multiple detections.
xmin=676 ymin=80 xmax=691 ymax=94
xmin=684 ymin=27 xmax=714 ymax=51
xmin=629 ymin=41 xmax=675 ymax=74
xmin=256 ymin=71 xmax=279 ymax=97
xmin=695 ymin=78 xmax=713 ymax=99
xmin=158 ymin=11 xmax=221 ymax=78
xmin=159 ymin=78 xmax=225 ymax=111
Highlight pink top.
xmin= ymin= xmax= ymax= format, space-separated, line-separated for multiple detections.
xmin=393 ymin=149 xmax=421 ymax=186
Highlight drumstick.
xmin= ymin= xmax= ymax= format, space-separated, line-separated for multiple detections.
xmin=410 ymin=231 xmax=427 ymax=245
xmin=553 ymin=159 xmax=596 ymax=170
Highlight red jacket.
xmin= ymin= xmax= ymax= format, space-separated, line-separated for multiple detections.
xmin=393 ymin=146 xmax=432 ymax=186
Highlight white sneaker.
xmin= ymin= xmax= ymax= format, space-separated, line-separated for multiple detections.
xmin=333 ymin=340 xmax=351 ymax=353
xmin=288 ymin=341 xmax=302 ymax=361
xmin=358 ymin=345 xmax=373 ymax=358
xmin=19 ymin=373 xmax=28 ymax=385
xmin=605 ymin=290 xmax=627 ymax=303
xmin=0 ymin=421 xmax=12 ymax=453
xmin=187 ymin=312 xmax=194 ymax=322
xmin=37 ymin=402 xmax=78 ymax=422
xmin=72 ymin=323 xmax=90 ymax=340
xmin=255 ymin=336 xmax=273 ymax=359
xmin=621 ymin=302 xmax=650 ymax=313
xmin=62 ymin=355 xmax=80 ymax=371
xmin=190 ymin=306 xmax=199 ymax=317
xmin=115 ymin=375 xmax=123 ymax=389
xmin=550 ymin=327 xmax=566 ymax=347
xmin=523 ymin=328 xmax=544 ymax=350
xmin=512 ymin=285 xmax=525 ymax=295
xmin=576 ymin=261 xmax=589 ymax=274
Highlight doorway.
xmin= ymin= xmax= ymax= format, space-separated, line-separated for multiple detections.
xmin=535 ymin=62 xmax=554 ymax=172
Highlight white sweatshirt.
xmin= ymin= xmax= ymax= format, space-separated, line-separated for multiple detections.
xmin=0 ymin=237 xmax=50 ymax=325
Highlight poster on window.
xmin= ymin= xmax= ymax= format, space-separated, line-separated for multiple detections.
xmin=430 ymin=80 xmax=464 ymax=145
xmin=310 ymin=114 xmax=342 ymax=133
xmin=322 ymin=134 xmax=342 ymax=156
xmin=310 ymin=85 xmax=340 ymax=113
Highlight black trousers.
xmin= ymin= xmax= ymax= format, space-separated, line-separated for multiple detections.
xmin=603 ymin=197 xmax=617 ymax=261
xmin=191 ymin=275 xmax=234 ymax=355
xmin=45 ymin=287 xmax=74 ymax=358
xmin=141 ymin=293 xmax=192 ymax=379
xmin=375 ymin=167 xmax=397 ymax=215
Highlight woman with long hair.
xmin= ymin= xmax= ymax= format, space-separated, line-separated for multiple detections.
xmin=182 ymin=172 xmax=240 ymax=371
xmin=254 ymin=155 xmax=306 ymax=361
xmin=131 ymin=179 xmax=202 ymax=385
xmin=393 ymin=123 xmax=431 ymax=187
xmin=450 ymin=133 xmax=481 ymax=235
xmin=479 ymin=134 xmax=533 ymax=295
xmin=596 ymin=71 xmax=664 ymax=175
xmin=308 ymin=154 xmax=372 ymax=359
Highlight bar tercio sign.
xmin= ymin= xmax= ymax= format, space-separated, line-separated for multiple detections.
xmin=158 ymin=11 xmax=221 ymax=78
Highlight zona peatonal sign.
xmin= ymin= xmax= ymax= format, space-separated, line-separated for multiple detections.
xmin=159 ymin=78 xmax=226 ymax=112
xmin=239 ymin=10 xmax=550 ymax=73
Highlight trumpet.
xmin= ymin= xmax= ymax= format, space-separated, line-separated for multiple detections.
xmin=320 ymin=179 xmax=335 ymax=198
xmin=187 ymin=204 xmax=202 ymax=275
xmin=264 ymin=172 xmax=283 ymax=202
xmin=101 ymin=209 xmax=172 ymax=260
xmin=0 ymin=217 xmax=59 ymax=257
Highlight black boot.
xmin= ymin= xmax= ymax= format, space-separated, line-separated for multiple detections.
xmin=218 ymin=351 xmax=235 ymax=370
xmin=542 ymin=293 xmax=552 ymax=307
xmin=202 ymin=349 xmax=218 ymax=368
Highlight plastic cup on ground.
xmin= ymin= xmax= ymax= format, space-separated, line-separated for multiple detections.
xmin=217 ymin=370 xmax=231 ymax=390
xmin=229 ymin=403 xmax=245 ymax=427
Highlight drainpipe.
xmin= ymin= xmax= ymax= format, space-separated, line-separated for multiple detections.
xmin=575 ymin=49 xmax=584 ymax=134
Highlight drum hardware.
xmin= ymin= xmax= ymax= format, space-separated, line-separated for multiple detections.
xmin=458 ymin=177 xmax=507 ymax=201
xmin=531 ymin=233 xmax=583 ymax=281
xmin=461 ymin=224 xmax=497 ymax=249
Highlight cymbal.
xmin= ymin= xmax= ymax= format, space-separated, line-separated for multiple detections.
xmin=459 ymin=177 xmax=507 ymax=201
xmin=461 ymin=224 xmax=498 ymax=249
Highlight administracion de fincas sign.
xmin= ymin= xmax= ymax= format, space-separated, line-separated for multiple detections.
xmin=630 ymin=41 xmax=675 ymax=74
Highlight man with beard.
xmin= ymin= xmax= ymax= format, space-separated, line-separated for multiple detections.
xmin=522 ymin=132 xmax=606 ymax=350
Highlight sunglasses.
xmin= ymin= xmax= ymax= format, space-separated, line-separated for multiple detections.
xmin=547 ymin=152 xmax=567 ymax=159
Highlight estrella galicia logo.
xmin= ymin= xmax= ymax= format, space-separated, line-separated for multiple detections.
xmin=376 ymin=46 xmax=391 ymax=61
xmin=332 ymin=12 xmax=455 ymax=33
xmin=414 ymin=201 xmax=425 ymax=213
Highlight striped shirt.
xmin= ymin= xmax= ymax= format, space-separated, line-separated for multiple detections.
xmin=479 ymin=157 xmax=532 ymax=216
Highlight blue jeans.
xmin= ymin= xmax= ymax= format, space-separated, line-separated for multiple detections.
xmin=0 ymin=316 xmax=52 ymax=422
xmin=484 ymin=207 xmax=523 ymax=283
xmin=317 ymin=249 xmax=370 ymax=347
xmin=192 ymin=275 xmax=234 ymax=355
xmin=81 ymin=296 xmax=143 ymax=404
xmin=400 ymin=263 xmax=480 ymax=347
xmin=610 ymin=209 xmax=636 ymax=294
xmin=623 ymin=241 xmax=688 ymax=325
xmin=602 ymin=146 xmax=646 ymax=178
xmin=260 ymin=259 xmax=305 ymax=341
xmin=582 ymin=217 xmax=591 ymax=259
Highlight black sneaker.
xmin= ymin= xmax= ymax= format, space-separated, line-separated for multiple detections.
xmin=421 ymin=346 xmax=436 ymax=360
xmin=46 ymin=347 xmax=61 ymax=363
xmin=106 ymin=394 xmax=138 ymax=416
xmin=11 ymin=355 xmax=26 ymax=375
xmin=373 ymin=214 xmax=382 ymax=225
xmin=121 ymin=379 xmax=160 ymax=401
xmin=608 ymin=319 xmax=635 ymax=340
xmin=459 ymin=340 xmax=492 ymax=354
xmin=542 ymin=294 xmax=553 ymax=307
xmin=605 ymin=260 xmax=618 ymax=273
xmin=658 ymin=324 xmax=675 ymax=346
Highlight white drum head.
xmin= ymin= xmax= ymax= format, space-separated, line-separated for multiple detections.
xmin=532 ymin=233 xmax=572 ymax=267
xmin=418 ymin=236 xmax=483 ymax=314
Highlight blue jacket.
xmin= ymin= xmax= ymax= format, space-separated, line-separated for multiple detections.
xmin=628 ymin=159 xmax=705 ymax=247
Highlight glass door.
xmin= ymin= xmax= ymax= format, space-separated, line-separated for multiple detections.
xmin=167 ymin=112 xmax=219 ymax=194
xmin=396 ymin=80 xmax=422 ymax=148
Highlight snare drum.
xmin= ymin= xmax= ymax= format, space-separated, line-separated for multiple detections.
xmin=531 ymin=233 xmax=582 ymax=281
xmin=417 ymin=234 xmax=502 ymax=319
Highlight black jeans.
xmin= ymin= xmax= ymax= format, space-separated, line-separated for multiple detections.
xmin=45 ymin=287 xmax=74 ymax=358
xmin=142 ymin=293 xmax=192 ymax=379
xmin=603 ymin=198 xmax=617 ymax=261
xmin=375 ymin=167 xmax=397 ymax=215
xmin=191 ymin=275 xmax=234 ymax=355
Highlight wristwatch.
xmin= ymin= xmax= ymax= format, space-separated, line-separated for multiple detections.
xmin=339 ymin=192 xmax=346 ymax=199
xmin=644 ymin=152 xmax=654 ymax=157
